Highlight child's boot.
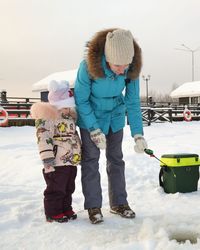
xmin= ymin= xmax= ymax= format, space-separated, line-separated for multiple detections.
xmin=64 ymin=210 xmax=77 ymax=220
xmin=46 ymin=213 xmax=68 ymax=223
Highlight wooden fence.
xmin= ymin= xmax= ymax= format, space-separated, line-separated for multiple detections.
xmin=1 ymin=98 xmax=200 ymax=127
xmin=0 ymin=97 xmax=39 ymax=126
xmin=142 ymin=106 xmax=200 ymax=126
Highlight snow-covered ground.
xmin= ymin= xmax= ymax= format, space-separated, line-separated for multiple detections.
xmin=1 ymin=121 xmax=200 ymax=250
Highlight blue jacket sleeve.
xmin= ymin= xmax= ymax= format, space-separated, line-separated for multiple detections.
xmin=74 ymin=61 xmax=99 ymax=130
xmin=124 ymin=78 xmax=144 ymax=137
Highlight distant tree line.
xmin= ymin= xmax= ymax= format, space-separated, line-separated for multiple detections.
xmin=140 ymin=83 xmax=180 ymax=104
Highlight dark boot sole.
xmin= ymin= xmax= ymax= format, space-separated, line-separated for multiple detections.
xmin=67 ymin=214 xmax=77 ymax=220
xmin=46 ymin=217 xmax=68 ymax=223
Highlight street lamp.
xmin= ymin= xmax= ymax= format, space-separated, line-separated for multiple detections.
xmin=175 ymin=44 xmax=200 ymax=81
xmin=142 ymin=75 xmax=151 ymax=106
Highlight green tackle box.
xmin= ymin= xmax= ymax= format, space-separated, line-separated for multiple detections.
xmin=159 ymin=153 xmax=200 ymax=193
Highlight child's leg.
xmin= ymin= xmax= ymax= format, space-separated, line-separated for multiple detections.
xmin=42 ymin=167 xmax=71 ymax=218
xmin=63 ymin=166 xmax=77 ymax=216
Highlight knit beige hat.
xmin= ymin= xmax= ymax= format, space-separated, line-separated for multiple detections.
xmin=105 ymin=29 xmax=134 ymax=65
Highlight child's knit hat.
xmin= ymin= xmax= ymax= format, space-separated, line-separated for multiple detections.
xmin=105 ymin=29 xmax=134 ymax=65
xmin=48 ymin=80 xmax=75 ymax=109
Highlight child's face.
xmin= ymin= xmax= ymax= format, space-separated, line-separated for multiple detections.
xmin=61 ymin=108 xmax=70 ymax=115
xmin=60 ymin=107 xmax=77 ymax=120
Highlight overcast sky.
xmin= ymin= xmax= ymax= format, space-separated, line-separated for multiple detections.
xmin=0 ymin=0 xmax=200 ymax=98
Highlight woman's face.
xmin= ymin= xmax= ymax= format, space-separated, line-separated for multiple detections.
xmin=108 ymin=62 xmax=129 ymax=75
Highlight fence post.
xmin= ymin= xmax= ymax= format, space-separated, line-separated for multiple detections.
xmin=168 ymin=108 xmax=172 ymax=122
xmin=147 ymin=108 xmax=151 ymax=126
xmin=0 ymin=90 xmax=8 ymax=103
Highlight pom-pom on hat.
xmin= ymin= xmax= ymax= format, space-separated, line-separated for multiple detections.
xmin=105 ymin=29 xmax=134 ymax=65
xmin=48 ymin=80 xmax=75 ymax=109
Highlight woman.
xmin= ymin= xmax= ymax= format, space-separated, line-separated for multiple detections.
xmin=74 ymin=28 xmax=147 ymax=224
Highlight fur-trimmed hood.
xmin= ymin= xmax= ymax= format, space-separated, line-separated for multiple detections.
xmin=85 ymin=28 xmax=142 ymax=80
xmin=30 ymin=102 xmax=77 ymax=121
xmin=30 ymin=102 xmax=59 ymax=120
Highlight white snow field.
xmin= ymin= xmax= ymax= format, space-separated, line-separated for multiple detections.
xmin=1 ymin=121 xmax=200 ymax=250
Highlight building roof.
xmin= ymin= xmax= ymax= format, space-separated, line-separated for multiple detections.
xmin=170 ymin=81 xmax=200 ymax=98
xmin=32 ymin=69 xmax=77 ymax=92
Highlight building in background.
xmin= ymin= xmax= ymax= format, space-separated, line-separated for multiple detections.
xmin=32 ymin=69 xmax=77 ymax=101
xmin=170 ymin=81 xmax=200 ymax=105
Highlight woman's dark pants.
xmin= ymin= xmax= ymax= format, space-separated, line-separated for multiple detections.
xmin=80 ymin=128 xmax=127 ymax=209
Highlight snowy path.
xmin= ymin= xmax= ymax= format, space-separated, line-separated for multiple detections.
xmin=1 ymin=122 xmax=200 ymax=250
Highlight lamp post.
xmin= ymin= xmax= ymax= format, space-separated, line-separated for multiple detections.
xmin=175 ymin=44 xmax=200 ymax=81
xmin=142 ymin=75 xmax=151 ymax=106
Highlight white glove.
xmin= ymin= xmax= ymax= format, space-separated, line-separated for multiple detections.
xmin=134 ymin=134 xmax=148 ymax=153
xmin=90 ymin=129 xmax=106 ymax=149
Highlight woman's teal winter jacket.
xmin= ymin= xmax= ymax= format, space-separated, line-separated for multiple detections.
xmin=74 ymin=57 xmax=143 ymax=137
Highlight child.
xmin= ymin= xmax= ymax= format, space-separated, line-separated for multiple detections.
xmin=31 ymin=80 xmax=81 ymax=223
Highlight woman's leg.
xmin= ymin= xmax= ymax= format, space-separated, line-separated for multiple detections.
xmin=80 ymin=128 xmax=102 ymax=209
xmin=106 ymin=129 xmax=128 ymax=207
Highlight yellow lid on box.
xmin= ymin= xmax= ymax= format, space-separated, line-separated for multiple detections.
xmin=160 ymin=154 xmax=200 ymax=167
